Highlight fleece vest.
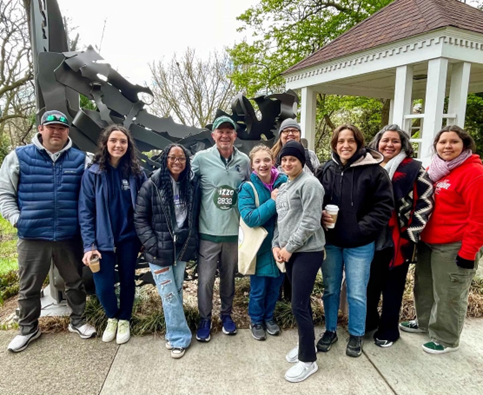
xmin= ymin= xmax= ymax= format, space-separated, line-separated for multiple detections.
xmin=16 ymin=144 xmax=85 ymax=240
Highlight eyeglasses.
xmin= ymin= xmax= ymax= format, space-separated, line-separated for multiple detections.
xmin=167 ymin=156 xmax=187 ymax=163
xmin=45 ymin=114 xmax=68 ymax=124
xmin=281 ymin=129 xmax=300 ymax=135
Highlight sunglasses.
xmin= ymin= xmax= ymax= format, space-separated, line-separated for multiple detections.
xmin=45 ymin=114 xmax=68 ymax=124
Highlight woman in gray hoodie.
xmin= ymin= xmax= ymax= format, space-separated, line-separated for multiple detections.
xmin=272 ymin=140 xmax=325 ymax=383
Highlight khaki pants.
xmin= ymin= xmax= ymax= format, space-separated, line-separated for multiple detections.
xmin=414 ymin=241 xmax=480 ymax=348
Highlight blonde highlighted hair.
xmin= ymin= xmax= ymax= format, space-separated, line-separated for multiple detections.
xmin=248 ymin=144 xmax=274 ymax=164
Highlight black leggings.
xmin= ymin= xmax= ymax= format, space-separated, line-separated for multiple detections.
xmin=286 ymin=250 xmax=324 ymax=362
xmin=366 ymin=248 xmax=410 ymax=342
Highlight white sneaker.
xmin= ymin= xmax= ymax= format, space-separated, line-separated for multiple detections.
xmin=116 ymin=320 xmax=131 ymax=344
xmin=285 ymin=361 xmax=318 ymax=383
xmin=286 ymin=345 xmax=299 ymax=363
xmin=171 ymin=347 xmax=186 ymax=359
xmin=102 ymin=318 xmax=118 ymax=342
xmin=68 ymin=323 xmax=97 ymax=339
xmin=165 ymin=340 xmax=173 ymax=350
xmin=7 ymin=329 xmax=41 ymax=353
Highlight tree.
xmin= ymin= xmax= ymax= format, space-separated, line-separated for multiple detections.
xmin=0 ymin=0 xmax=35 ymax=151
xmin=229 ymin=0 xmax=392 ymax=97
xmin=149 ymin=49 xmax=237 ymax=128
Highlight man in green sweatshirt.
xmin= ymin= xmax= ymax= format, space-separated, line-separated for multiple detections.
xmin=192 ymin=116 xmax=250 ymax=342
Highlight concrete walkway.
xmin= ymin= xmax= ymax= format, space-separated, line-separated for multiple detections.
xmin=1 ymin=319 xmax=482 ymax=395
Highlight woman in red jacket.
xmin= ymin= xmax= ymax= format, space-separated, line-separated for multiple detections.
xmin=400 ymin=125 xmax=483 ymax=354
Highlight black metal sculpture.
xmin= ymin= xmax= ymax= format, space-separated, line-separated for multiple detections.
xmin=30 ymin=1 xmax=299 ymax=173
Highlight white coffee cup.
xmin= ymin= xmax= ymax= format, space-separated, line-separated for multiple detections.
xmin=325 ymin=204 xmax=340 ymax=229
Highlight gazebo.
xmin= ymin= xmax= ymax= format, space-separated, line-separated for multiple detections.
xmin=283 ymin=0 xmax=483 ymax=162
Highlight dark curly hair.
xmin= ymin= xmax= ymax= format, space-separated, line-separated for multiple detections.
xmin=92 ymin=124 xmax=142 ymax=177
xmin=156 ymin=143 xmax=193 ymax=209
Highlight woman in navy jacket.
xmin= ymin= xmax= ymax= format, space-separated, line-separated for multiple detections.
xmin=79 ymin=125 xmax=146 ymax=345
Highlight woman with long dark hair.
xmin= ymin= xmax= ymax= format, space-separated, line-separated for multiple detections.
xmin=79 ymin=125 xmax=146 ymax=345
xmin=315 ymin=124 xmax=393 ymax=358
xmin=400 ymin=125 xmax=483 ymax=354
xmin=134 ymin=143 xmax=200 ymax=359
xmin=365 ymin=124 xmax=434 ymax=347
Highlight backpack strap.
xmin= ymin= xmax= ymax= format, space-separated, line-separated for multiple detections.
xmin=305 ymin=148 xmax=315 ymax=174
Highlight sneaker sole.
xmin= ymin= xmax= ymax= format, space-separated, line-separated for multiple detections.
xmin=195 ymin=334 xmax=211 ymax=342
xmin=166 ymin=342 xmax=173 ymax=350
xmin=102 ymin=334 xmax=116 ymax=343
xmin=266 ymin=328 xmax=280 ymax=336
xmin=116 ymin=335 xmax=130 ymax=345
xmin=316 ymin=337 xmax=338 ymax=352
xmin=8 ymin=330 xmax=42 ymax=353
xmin=375 ymin=341 xmax=393 ymax=348
xmin=399 ymin=324 xmax=426 ymax=333
xmin=222 ymin=327 xmax=237 ymax=335
xmin=422 ymin=344 xmax=459 ymax=354
xmin=171 ymin=350 xmax=186 ymax=359
xmin=68 ymin=325 xmax=96 ymax=339
xmin=285 ymin=363 xmax=319 ymax=383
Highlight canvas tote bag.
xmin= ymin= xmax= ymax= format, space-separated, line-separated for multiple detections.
xmin=238 ymin=182 xmax=268 ymax=275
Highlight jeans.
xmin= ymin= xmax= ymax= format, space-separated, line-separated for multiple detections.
xmin=248 ymin=273 xmax=284 ymax=324
xmin=286 ymin=251 xmax=324 ymax=363
xmin=150 ymin=261 xmax=191 ymax=348
xmin=415 ymin=241 xmax=480 ymax=348
xmin=17 ymin=238 xmax=86 ymax=335
xmin=197 ymin=240 xmax=238 ymax=319
xmin=322 ymin=242 xmax=375 ymax=337
xmin=93 ymin=238 xmax=140 ymax=321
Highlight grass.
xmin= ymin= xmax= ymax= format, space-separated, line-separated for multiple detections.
xmin=0 ymin=217 xmax=17 ymax=276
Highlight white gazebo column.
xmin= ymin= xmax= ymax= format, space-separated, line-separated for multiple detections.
xmin=300 ymin=87 xmax=317 ymax=150
xmin=421 ymin=58 xmax=448 ymax=163
xmin=448 ymin=62 xmax=471 ymax=127
xmin=392 ymin=65 xmax=413 ymax=132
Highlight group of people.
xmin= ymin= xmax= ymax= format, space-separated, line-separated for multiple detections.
xmin=0 ymin=110 xmax=482 ymax=383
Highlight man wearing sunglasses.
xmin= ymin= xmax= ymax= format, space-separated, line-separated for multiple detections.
xmin=191 ymin=115 xmax=250 ymax=342
xmin=0 ymin=110 xmax=96 ymax=352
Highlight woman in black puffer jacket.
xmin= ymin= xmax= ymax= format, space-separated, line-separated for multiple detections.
xmin=134 ymin=143 xmax=200 ymax=359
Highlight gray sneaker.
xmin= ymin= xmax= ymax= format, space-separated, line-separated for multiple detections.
xmin=250 ymin=324 xmax=266 ymax=341
xmin=264 ymin=320 xmax=281 ymax=336
xmin=7 ymin=328 xmax=41 ymax=353
xmin=285 ymin=361 xmax=318 ymax=383
xmin=316 ymin=330 xmax=338 ymax=352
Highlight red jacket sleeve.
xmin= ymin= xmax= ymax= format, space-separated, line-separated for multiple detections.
xmin=459 ymin=173 xmax=483 ymax=260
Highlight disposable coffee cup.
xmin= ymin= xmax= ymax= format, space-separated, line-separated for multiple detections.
xmin=89 ymin=254 xmax=100 ymax=273
xmin=325 ymin=204 xmax=339 ymax=229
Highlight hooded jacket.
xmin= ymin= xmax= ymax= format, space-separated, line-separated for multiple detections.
xmin=315 ymin=148 xmax=394 ymax=248
xmin=134 ymin=169 xmax=201 ymax=266
xmin=238 ymin=171 xmax=287 ymax=277
xmin=78 ymin=163 xmax=147 ymax=253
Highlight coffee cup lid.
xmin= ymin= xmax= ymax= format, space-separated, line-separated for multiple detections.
xmin=325 ymin=204 xmax=339 ymax=212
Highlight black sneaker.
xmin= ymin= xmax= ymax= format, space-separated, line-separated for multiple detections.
xmin=346 ymin=335 xmax=363 ymax=357
xmin=250 ymin=324 xmax=266 ymax=341
xmin=264 ymin=319 xmax=281 ymax=336
xmin=316 ymin=330 xmax=338 ymax=352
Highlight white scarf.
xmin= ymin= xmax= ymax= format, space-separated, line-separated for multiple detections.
xmin=382 ymin=151 xmax=407 ymax=179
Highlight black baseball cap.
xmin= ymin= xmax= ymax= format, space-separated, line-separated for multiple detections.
xmin=41 ymin=110 xmax=70 ymax=127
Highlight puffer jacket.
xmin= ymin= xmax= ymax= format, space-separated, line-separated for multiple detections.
xmin=134 ymin=169 xmax=200 ymax=266
xmin=315 ymin=148 xmax=394 ymax=248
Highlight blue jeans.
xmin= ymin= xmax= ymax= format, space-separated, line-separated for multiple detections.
xmin=322 ymin=242 xmax=375 ymax=336
xmin=94 ymin=238 xmax=140 ymax=321
xmin=248 ymin=273 xmax=284 ymax=324
xmin=149 ymin=261 xmax=191 ymax=348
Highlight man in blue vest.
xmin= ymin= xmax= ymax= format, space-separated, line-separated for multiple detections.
xmin=0 ymin=110 xmax=96 ymax=352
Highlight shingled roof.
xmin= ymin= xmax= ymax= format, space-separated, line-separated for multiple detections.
xmin=284 ymin=0 xmax=483 ymax=74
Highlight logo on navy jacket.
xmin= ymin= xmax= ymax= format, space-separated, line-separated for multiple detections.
xmin=121 ymin=179 xmax=130 ymax=190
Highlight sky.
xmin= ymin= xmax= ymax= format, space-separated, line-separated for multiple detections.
xmin=57 ymin=0 xmax=259 ymax=87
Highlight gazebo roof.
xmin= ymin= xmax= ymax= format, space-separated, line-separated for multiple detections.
xmin=285 ymin=0 xmax=483 ymax=74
